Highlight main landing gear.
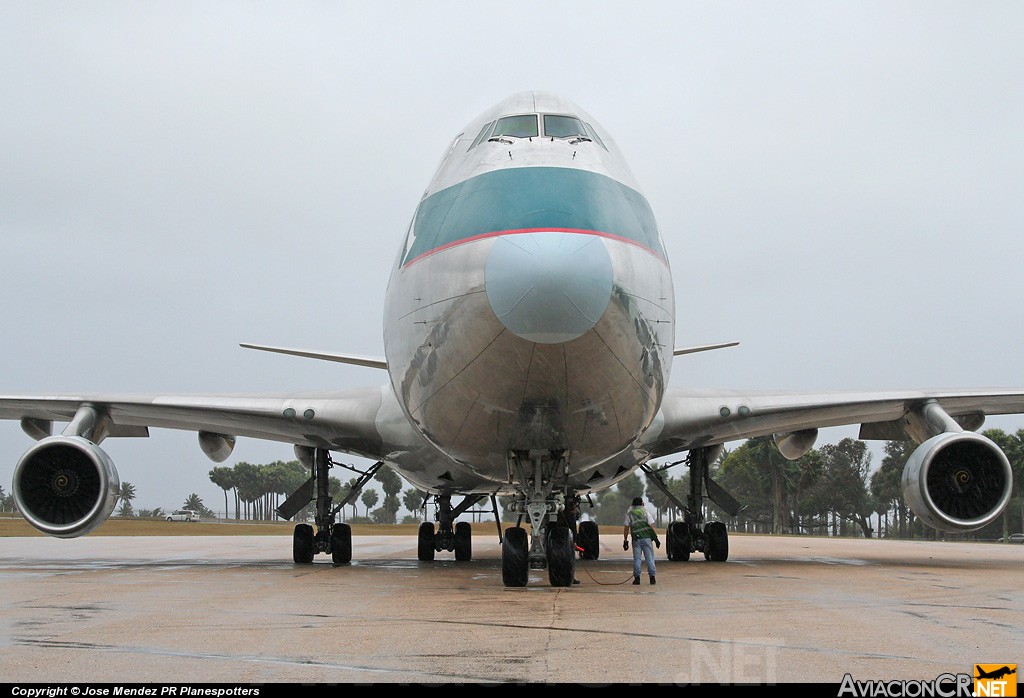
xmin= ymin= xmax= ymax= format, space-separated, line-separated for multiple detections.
xmin=276 ymin=447 xmax=382 ymax=565
xmin=416 ymin=493 xmax=496 ymax=562
xmin=642 ymin=445 xmax=740 ymax=564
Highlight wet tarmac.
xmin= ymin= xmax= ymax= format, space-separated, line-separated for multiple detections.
xmin=0 ymin=533 xmax=1021 ymax=684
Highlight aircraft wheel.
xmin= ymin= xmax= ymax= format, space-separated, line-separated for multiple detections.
xmin=502 ymin=527 xmax=529 ymax=587
xmin=666 ymin=521 xmax=676 ymax=560
xmin=546 ymin=526 xmax=576 ymax=587
xmin=331 ymin=523 xmax=352 ymax=565
xmin=454 ymin=521 xmax=472 ymax=561
xmin=417 ymin=521 xmax=436 ymax=561
xmin=293 ymin=523 xmax=314 ymax=564
xmin=577 ymin=520 xmax=600 ymax=560
xmin=668 ymin=521 xmax=690 ymax=561
xmin=704 ymin=521 xmax=728 ymax=562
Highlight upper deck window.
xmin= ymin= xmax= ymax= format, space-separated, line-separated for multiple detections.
xmin=543 ymin=114 xmax=588 ymax=139
xmin=492 ymin=114 xmax=539 ymax=139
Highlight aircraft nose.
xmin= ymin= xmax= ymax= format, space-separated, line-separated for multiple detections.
xmin=485 ymin=231 xmax=613 ymax=344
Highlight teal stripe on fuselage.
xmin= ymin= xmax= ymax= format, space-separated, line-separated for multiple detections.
xmin=402 ymin=167 xmax=665 ymax=266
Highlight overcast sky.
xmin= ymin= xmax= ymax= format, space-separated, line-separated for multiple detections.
xmin=2 ymin=2 xmax=1023 ymax=513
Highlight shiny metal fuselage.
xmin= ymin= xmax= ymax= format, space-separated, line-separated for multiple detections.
xmin=380 ymin=92 xmax=674 ymax=495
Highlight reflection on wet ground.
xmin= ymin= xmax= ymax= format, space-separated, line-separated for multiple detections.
xmin=1 ymin=534 xmax=1021 ymax=684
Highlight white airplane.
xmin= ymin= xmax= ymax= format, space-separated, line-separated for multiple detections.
xmin=2 ymin=91 xmax=1020 ymax=587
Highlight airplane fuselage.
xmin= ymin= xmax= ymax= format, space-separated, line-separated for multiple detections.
xmin=381 ymin=92 xmax=674 ymax=494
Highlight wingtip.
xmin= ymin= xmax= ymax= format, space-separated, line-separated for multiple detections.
xmin=672 ymin=341 xmax=740 ymax=357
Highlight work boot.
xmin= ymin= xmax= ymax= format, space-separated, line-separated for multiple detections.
xmin=650 ymin=576 xmax=656 ymax=585
xmin=633 ymin=576 xmax=640 ymax=585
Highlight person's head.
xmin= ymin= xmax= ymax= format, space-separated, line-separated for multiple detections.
xmin=632 ymin=497 xmax=643 ymax=506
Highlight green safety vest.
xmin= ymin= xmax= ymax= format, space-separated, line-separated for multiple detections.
xmin=627 ymin=506 xmax=656 ymax=540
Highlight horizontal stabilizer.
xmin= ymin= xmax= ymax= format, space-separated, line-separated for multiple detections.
xmin=240 ymin=343 xmax=388 ymax=370
xmin=673 ymin=341 xmax=739 ymax=357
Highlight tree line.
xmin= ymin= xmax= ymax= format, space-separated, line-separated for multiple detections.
xmin=207 ymin=460 xmax=428 ymax=524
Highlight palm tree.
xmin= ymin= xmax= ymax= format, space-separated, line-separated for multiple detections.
xmin=233 ymin=462 xmax=260 ymax=520
xmin=183 ymin=493 xmax=212 ymax=518
xmin=114 ymin=482 xmax=136 ymax=516
xmin=209 ymin=466 xmax=236 ymax=520
xmin=403 ymin=488 xmax=426 ymax=521
xmin=361 ymin=489 xmax=379 ymax=518
xmin=262 ymin=462 xmax=289 ymax=520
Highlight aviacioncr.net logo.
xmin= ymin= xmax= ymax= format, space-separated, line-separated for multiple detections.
xmin=837 ymin=673 xmax=973 ymax=697
xmin=973 ymin=664 xmax=1017 ymax=697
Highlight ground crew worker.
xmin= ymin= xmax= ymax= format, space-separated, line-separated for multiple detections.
xmin=623 ymin=496 xmax=660 ymax=585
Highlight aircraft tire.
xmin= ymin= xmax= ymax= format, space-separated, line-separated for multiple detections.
xmin=454 ymin=521 xmax=472 ymax=561
xmin=502 ymin=527 xmax=529 ymax=587
xmin=704 ymin=521 xmax=728 ymax=562
xmin=331 ymin=523 xmax=352 ymax=565
xmin=668 ymin=521 xmax=690 ymax=561
xmin=666 ymin=521 xmax=676 ymax=560
xmin=293 ymin=523 xmax=314 ymax=564
xmin=417 ymin=521 xmax=436 ymax=562
xmin=546 ymin=526 xmax=576 ymax=587
xmin=577 ymin=520 xmax=600 ymax=560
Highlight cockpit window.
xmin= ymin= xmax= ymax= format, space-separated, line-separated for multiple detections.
xmin=543 ymin=114 xmax=588 ymax=139
xmin=584 ymin=121 xmax=607 ymax=149
xmin=470 ymin=121 xmax=495 ymax=149
xmin=492 ymin=114 xmax=539 ymax=139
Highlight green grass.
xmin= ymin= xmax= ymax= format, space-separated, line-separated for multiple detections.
xmin=0 ymin=515 xmax=628 ymax=538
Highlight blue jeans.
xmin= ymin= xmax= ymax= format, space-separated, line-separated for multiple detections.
xmin=633 ymin=537 xmax=657 ymax=579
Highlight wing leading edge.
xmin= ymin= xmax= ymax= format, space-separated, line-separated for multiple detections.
xmin=0 ymin=388 xmax=388 ymax=459
xmin=644 ymin=386 xmax=1024 ymax=458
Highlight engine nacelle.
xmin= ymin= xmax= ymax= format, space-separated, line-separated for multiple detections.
xmin=773 ymin=428 xmax=818 ymax=461
xmin=12 ymin=435 xmax=120 ymax=538
xmin=901 ymin=431 xmax=1012 ymax=532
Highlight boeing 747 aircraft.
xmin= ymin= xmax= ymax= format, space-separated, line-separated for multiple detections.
xmin=2 ymin=92 xmax=1020 ymax=586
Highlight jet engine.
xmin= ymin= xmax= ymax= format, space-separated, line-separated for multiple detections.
xmin=901 ymin=431 xmax=1012 ymax=532
xmin=12 ymin=435 xmax=120 ymax=538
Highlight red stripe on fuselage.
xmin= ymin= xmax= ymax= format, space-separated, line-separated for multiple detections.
xmin=402 ymin=227 xmax=666 ymax=268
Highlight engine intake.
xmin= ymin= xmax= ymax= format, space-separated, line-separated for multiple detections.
xmin=13 ymin=435 xmax=120 ymax=538
xmin=901 ymin=431 xmax=1012 ymax=532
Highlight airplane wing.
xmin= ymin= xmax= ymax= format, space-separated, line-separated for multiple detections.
xmin=644 ymin=386 xmax=1024 ymax=458
xmin=0 ymin=388 xmax=387 ymax=459
xmin=0 ymin=388 xmax=393 ymax=539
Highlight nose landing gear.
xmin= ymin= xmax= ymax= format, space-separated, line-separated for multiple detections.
xmin=501 ymin=450 xmax=579 ymax=587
